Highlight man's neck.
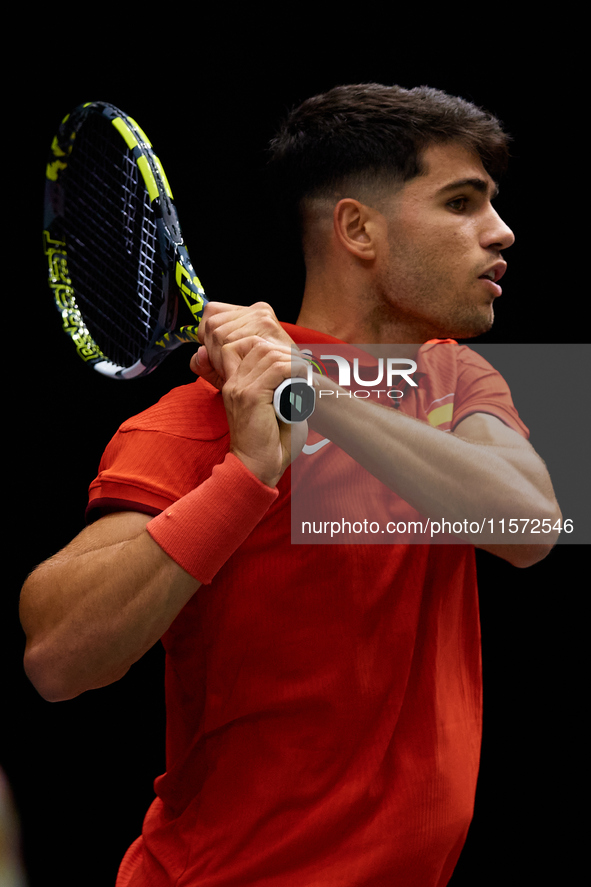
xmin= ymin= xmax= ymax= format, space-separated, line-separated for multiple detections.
xmin=296 ymin=290 xmax=429 ymax=354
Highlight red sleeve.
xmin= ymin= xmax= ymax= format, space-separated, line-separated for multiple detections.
xmin=86 ymin=379 xmax=230 ymax=523
xmin=451 ymin=345 xmax=529 ymax=438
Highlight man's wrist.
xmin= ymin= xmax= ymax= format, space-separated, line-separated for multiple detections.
xmin=147 ymin=453 xmax=279 ymax=584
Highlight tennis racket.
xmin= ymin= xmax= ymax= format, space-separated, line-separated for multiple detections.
xmin=43 ymin=101 xmax=314 ymax=423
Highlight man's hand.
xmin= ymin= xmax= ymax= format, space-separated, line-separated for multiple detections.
xmin=191 ymin=301 xmax=296 ymax=390
xmin=222 ymin=336 xmax=309 ymax=487
xmin=191 ymin=302 xmax=308 ymax=487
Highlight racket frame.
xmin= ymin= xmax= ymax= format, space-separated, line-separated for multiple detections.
xmin=43 ymin=101 xmax=205 ymax=379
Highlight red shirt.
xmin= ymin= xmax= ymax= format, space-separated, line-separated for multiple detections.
xmin=87 ymin=327 xmax=528 ymax=886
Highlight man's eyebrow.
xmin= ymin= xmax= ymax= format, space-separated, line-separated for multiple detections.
xmin=437 ymin=177 xmax=499 ymax=199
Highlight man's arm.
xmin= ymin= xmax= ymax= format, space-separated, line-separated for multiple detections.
xmin=20 ymin=511 xmax=198 ymax=702
xmin=449 ymin=411 xmax=560 ymax=565
xmin=309 ymin=375 xmax=560 ymax=566
xmin=20 ymin=335 xmax=307 ymax=702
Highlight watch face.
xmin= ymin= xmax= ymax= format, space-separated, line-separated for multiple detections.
xmin=277 ymin=380 xmax=316 ymax=423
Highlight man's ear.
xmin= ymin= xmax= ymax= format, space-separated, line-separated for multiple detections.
xmin=333 ymin=198 xmax=383 ymax=260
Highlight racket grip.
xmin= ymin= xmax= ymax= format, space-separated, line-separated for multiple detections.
xmin=273 ymin=378 xmax=316 ymax=423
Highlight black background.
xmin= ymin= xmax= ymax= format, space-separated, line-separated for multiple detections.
xmin=5 ymin=19 xmax=588 ymax=886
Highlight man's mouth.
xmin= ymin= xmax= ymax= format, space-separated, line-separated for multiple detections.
xmin=478 ymin=262 xmax=506 ymax=284
xmin=478 ymin=262 xmax=506 ymax=296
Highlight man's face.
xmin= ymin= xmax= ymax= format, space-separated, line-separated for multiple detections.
xmin=377 ymin=141 xmax=515 ymax=342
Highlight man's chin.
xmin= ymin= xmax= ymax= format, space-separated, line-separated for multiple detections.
xmin=450 ymin=308 xmax=495 ymax=340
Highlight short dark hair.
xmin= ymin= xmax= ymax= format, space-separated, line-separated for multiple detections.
xmin=268 ymin=83 xmax=510 ymax=210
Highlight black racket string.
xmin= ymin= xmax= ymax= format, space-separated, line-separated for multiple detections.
xmin=61 ymin=112 xmax=166 ymax=367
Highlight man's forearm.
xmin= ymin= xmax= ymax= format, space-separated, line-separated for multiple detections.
xmin=20 ymin=513 xmax=200 ymax=702
xmin=309 ymin=376 xmax=561 ymax=544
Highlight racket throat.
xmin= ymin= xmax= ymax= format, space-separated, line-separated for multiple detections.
xmin=173 ymin=250 xmax=207 ymax=329
xmin=156 ymin=325 xmax=201 ymax=347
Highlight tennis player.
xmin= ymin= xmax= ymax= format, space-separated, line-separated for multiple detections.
xmin=21 ymin=84 xmax=560 ymax=886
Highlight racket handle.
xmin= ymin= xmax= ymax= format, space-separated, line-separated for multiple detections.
xmin=273 ymin=378 xmax=316 ymax=423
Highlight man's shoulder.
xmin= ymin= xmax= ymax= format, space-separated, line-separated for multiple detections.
xmin=418 ymin=339 xmax=504 ymax=378
xmin=119 ymin=378 xmax=228 ymax=441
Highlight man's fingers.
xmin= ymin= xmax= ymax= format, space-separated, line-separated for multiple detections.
xmin=194 ymin=333 xmax=308 ymax=385
xmin=197 ymin=302 xmax=294 ymax=369
xmin=190 ymin=337 xmax=263 ymax=387
xmin=196 ymin=302 xmax=248 ymax=345
xmin=189 ymin=346 xmax=225 ymax=390
xmin=221 ymin=339 xmax=309 ymax=487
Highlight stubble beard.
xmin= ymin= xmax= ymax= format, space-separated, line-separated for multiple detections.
xmin=377 ymin=262 xmax=496 ymax=343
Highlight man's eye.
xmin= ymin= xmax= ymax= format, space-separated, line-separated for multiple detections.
xmin=447 ymin=197 xmax=467 ymax=211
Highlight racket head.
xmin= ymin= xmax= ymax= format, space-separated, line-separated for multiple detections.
xmin=43 ymin=102 xmax=206 ymax=379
